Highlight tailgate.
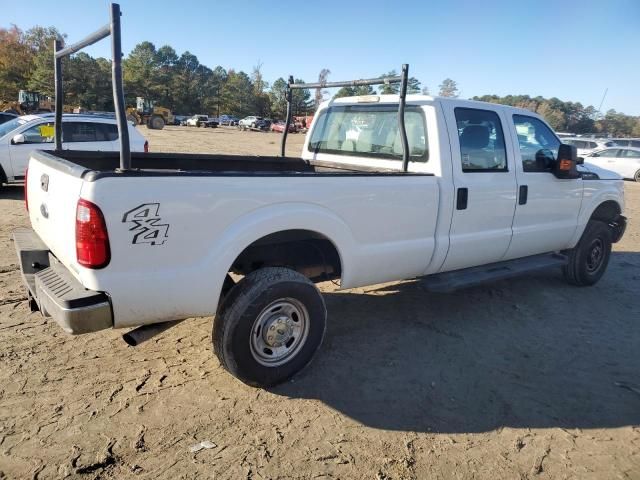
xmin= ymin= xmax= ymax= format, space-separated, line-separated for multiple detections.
xmin=27 ymin=151 xmax=86 ymax=273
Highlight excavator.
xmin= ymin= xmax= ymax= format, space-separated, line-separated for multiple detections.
xmin=126 ymin=97 xmax=173 ymax=130
xmin=0 ymin=90 xmax=54 ymax=115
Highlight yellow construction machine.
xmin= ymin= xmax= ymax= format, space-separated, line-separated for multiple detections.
xmin=126 ymin=97 xmax=173 ymax=130
xmin=1 ymin=90 xmax=54 ymax=115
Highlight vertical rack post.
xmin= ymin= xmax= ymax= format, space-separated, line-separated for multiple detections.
xmin=54 ymin=39 xmax=63 ymax=151
xmin=280 ymin=75 xmax=294 ymax=157
xmin=399 ymin=64 xmax=410 ymax=171
xmin=110 ymin=3 xmax=131 ymax=171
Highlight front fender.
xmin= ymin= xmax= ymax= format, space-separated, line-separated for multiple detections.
xmin=569 ymin=180 xmax=625 ymax=247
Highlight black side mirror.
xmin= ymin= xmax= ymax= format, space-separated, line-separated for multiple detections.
xmin=576 ymin=156 xmax=584 ymax=165
xmin=535 ymin=148 xmax=555 ymax=171
xmin=554 ymin=144 xmax=580 ymax=179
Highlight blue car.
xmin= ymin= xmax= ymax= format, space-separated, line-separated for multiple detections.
xmin=218 ymin=115 xmax=239 ymax=126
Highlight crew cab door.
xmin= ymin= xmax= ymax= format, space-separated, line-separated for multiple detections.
xmin=504 ymin=114 xmax=582 ymax=259
xmin=440 ymin=105 xmax=517 ymax=272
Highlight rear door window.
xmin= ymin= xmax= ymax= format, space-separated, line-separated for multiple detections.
xmin=454 ymin=107 xmax=507 ymax=172
xmin=63 ymin=122 xmax=111 ymax=142
xmin=621 ymin=149 xmax=640 ymax=158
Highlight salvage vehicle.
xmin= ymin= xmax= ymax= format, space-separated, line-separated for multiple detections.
xmin=271 ymin=120 xmax=297 ymax=133
xmin=585 ymin=147 xmax=640 ymax=181
xmin=14 ymin=4 xmax=627 ymax=388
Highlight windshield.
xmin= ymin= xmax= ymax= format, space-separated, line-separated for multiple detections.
xmin=0 ymin=117 xmax=30 ymax=139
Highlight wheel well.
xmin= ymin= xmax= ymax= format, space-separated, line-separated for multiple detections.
xmin=0 ymin=165 xmax=7 ymax=185
xmin=230 ymin=230 xmax=342 ymax=283
xmin=590 ymin=201 xmax=621 ymax=223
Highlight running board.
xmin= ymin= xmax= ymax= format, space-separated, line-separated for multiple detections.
xmin=422 ymin=253 xmax=568 ymax=293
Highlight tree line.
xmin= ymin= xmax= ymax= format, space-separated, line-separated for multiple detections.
xmin=473 ymin=94 xmax=640 ymax=137
xmin=1 ymin=24 xmax=638 ymax=135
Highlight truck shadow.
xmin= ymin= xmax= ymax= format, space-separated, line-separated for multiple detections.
xmin=274 ymin=251 xmax=640 ymax=433
xmin=0 ymin=184 xmax=24 ymax=200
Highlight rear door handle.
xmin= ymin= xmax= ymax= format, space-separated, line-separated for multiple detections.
xmin=456 ymin=188 xmax=468 ymax=210
xmin=519 ymin=185 xmax=528 ymax=205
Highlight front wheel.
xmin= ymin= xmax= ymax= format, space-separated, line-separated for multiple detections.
xmin=213 ymin=267 xmax=326 ymax=387
xmin=634 ymin=170 xmax=640 ymax=182
xmin=563 ymin=220 xmax=612 ymax=286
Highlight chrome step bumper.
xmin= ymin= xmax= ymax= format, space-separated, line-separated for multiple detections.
xmin=13 ymin=228 xmax=113 ymax=334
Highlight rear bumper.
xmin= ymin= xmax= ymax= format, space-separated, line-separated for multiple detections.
xmin=13 ymin=228 xmax=113 ymax=334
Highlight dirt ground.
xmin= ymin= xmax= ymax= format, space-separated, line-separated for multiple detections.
xmin=0 ymin=126 xmax=638 ymax=479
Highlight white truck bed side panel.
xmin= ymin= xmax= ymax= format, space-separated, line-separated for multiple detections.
xmin=79 ymin=174 xmax=439 ymax=327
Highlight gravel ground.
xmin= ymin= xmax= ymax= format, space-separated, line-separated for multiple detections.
xmin=0 ymin=126 xmax=638 ymax=479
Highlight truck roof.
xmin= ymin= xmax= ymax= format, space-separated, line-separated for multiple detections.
xmin=324 ymin=94 xmax=540 ymax=118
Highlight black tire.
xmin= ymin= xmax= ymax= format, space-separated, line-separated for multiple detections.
xmin=213 ymin=267 xmax=326 ymax=387
xmin=634 ymin=170 xmax=640 ymax=182
xmin=563 ymin=220 xmax=612 ymax=286
xmin=146 ymin=115 xmax=165 ymax=130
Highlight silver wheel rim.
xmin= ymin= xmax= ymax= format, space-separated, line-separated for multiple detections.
xmin=250 ymin=298 xmax=310 ymax=367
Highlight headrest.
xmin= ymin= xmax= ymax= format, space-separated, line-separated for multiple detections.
xmin=460 ymin=125 xmax=490 ymax=149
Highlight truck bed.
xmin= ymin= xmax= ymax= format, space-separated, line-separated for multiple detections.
xmin=33 ymin=150 xmax=430 ymax=181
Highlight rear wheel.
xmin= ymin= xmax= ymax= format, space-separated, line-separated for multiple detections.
xmin=563 ymin=220 xmax=612 ymax=286
xmin=213 ymin=267 xmax=326 ymax=387
xmin=634 ymin=170 xmax=640 ymax=182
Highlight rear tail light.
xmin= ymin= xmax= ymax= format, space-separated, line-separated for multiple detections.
xmin=76 ymin=199 xmax=110 ymax=268
xmin=144 ymin=140 xmax=149 ymax=153
xmin=24 ymin=167 xmax=29 ymax=211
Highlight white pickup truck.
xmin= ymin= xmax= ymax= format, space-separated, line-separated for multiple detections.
xmin=11 ymin=9 xmax=627 ymax=387
xmin=14 ymin=92 xmax=628 ymax=387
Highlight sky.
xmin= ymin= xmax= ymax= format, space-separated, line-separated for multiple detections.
xmin=4 ymin=0 xmax=640 ymax=115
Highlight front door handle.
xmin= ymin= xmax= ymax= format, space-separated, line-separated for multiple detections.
xmin=456 ymin=188 xmax=468 ymax=210
xmin=519 ymin=185 xmax=528 ymax=205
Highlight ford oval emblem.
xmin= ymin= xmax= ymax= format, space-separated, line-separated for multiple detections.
xmin=40 ymin=203 xmax=49 ymax=219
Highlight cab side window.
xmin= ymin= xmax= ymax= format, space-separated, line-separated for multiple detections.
xmin=513 ymin=115 xmax=560 ymax=172
xmin=454 ymin=108 xmax=507 ymax=172
xmin=21 ymin=122 xmax=54 ymax=144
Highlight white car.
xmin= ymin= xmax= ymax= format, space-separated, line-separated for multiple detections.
xmin=585 ymin=147 xmax=640 ymax=181
xmin=186 ymin=115 xmax=209 ymax=127
xmin=0 ymin=114 xmax=147 ymax=185
xmin=562 ymin=137 xmax=618 ymax=157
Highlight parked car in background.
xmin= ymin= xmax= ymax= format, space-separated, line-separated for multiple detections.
xmin=173 ymin=115 xmax=189 ymax=126
xmin=238 ymin=116 xmax=263 ymax=129
xmin=610 ymin=138 xmax=640 ymax=148
xmin=0 ymin=113 xmax=147 ymax=185
xmin=186 ymin=115 xmax=218 ymax=127
xmin=270 ymin=120 xmax=297 ymax=133
xmin=585 ymin=147 xmax=640 ymax=181
xmin=0 ymin=112 xmax=18 ymax=125
xmin=562 ymin=137 xmax=618 ymax=157
xmin=218 ymin=115 xmax=239 ymax=126
xmin=186 ymin=115 xmax=207 ymax=127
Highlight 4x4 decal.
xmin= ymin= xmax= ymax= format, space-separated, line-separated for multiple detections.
xmin=122 ymin=203 xmax=169 ymax=245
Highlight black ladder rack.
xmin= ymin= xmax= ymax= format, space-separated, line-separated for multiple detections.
xmin=54 ymin=3 xmax=131 ymax=171
xmin=280 ymin=64 xmax=411 ymax=171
